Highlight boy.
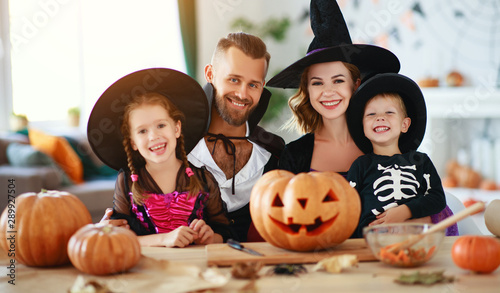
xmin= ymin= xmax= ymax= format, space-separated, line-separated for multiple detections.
xmin=346 ymin=73 xmax=451 ymax=238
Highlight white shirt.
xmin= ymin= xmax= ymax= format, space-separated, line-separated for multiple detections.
xmin=188 ymin=124 xmax=271 ymax=212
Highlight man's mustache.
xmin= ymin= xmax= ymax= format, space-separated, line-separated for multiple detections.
xmin=225 ymin=94 xmax=252 ymax=105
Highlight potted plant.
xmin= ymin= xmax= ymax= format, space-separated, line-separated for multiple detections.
xmin=67 ymin=107 xmax=80 ymax=127
xmin=9 ymin=113 xmax=28 ymax=132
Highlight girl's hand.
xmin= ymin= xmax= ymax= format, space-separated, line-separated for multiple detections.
xmin=100 ymin=208 xmax=129 ymax=229
xmin=369 ymin=205 xmax=411 ymax=226
xmin=163 ymin=226 xmax=198 ymax=248
xmin=189 ymin=219 xmax=214 ymax=245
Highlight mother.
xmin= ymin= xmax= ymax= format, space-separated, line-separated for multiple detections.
xmin=267 ymin=0 xmax=457 ymax=236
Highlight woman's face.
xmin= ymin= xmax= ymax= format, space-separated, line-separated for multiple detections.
xmin=307 ymin=61 xmax=359 ymax=121
xmin=129 ymin=104 xmax=181 ymax=167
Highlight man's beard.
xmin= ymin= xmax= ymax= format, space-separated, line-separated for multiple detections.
xmin=214 ymin=91 xmax=257 ymax=127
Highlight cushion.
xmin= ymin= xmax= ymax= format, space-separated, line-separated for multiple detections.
xmin=6 ymin=142 xmax=73 ymax=186
xmin=28 ymin=129 xmax=84 ymax=184
xmin=64 ymin=136 xmax=117 ymax=180
xmin=0 ymin=135 xmax=29 ymax=165
xmin=7 ymin=142 xmax=53 ymax=166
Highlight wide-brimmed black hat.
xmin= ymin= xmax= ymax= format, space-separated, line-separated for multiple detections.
xmin=87 ymin=68 xmax=209 ymax=171
xmin=346 ymin=73 xmax=427 ymax=154
xmin=267 ymin=0 xmax=400 ymax=88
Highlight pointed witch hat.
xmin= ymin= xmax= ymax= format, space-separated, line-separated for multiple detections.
xmin=87 ymin=68 xmax=209 ymax=171
xmin=267 ymin=0 xmax=400 ymax=88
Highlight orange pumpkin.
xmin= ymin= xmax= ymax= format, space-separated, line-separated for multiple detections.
xmin=0 ymin=190 xmax=92 ymax=267
xmin=250 ymin=170 xmax=361 ymax=251
xmin=68 ymin=224 xmax=141 ymax=275
xmin=451 ymin=236 xmax=500 ymax=273
xmin=462 ymin=199 xmax=485 ymax=215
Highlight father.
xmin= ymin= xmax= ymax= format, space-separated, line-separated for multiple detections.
xmin=188 ymin=32 xmax=285 ymax=242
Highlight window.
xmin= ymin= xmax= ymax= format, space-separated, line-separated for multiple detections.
xmin=8 ymin=0 xmax=185 ymax=128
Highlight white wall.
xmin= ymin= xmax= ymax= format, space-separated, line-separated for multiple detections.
xmin=0 ymin=0 xmax=13 ymax=133
xmin=195 ymin=0 xmax=310 ymax=143
xmin=196 ymin=0 xmax=500 ymax=89
xmin=196 ymin=0 xmax=310 ymax=83
xmin=195 ymin=0 xmax=500 ymax=178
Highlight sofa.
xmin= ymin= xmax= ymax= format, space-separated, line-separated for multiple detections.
xmin=0 ymin=130 xmax=117 ymax=223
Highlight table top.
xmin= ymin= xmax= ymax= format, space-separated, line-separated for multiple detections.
xmin=1 ymin=236 xmax=499 ymax=293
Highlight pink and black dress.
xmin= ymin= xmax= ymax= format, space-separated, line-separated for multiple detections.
xmin=111 ymin=165 xmax=231 ymax=241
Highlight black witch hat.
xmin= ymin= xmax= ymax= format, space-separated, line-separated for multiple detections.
xmin=87 ymin=68 xmax=209 ymax=171
xmin=267 ymin=0 xmax=400 ymax=88
xmin=347 ymin=73 xmax=427 ymax=154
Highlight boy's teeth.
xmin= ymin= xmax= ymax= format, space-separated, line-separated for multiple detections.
xmin=322 ymin=100 xmax=340 ymax=106
xmin=375 ymin=127 xmax=389 ymax=132
xmin=232 ymin=101 xmax=245 ymax=107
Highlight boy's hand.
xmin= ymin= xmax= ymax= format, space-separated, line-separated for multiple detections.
xmin=369 ymin=205 xmax=411 ymax=226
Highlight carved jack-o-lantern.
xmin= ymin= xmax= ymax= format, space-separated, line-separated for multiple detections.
xmin=250 ymin=170 xmax=361 ymax=251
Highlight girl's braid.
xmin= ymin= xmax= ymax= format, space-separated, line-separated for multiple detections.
xmin=177 ymin=133 xmax=204 ymax=198
xmin=122 ymin=135 xmax=146 ymax=205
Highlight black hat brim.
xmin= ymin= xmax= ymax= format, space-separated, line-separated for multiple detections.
xmin=267 ymin=44 xmax=400 ymax=88
xmin=87 ymin=68 xmax=208 ymax=171
xmin=346 ymin=73 xmax=427 ymax=154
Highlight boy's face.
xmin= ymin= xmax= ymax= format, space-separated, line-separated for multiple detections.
xmin=204 ymin=46 xmax=267 ymax=126
xmin=362 ymin=94 xmax=411 ymax=152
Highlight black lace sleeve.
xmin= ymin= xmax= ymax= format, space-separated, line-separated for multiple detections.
xmin=110 ymin=169 xmax=156 ymax=236
xmin=197 ymin=167 xmax=232 ymax=242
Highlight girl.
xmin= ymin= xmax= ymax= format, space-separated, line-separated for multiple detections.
xmin=88 ymin=68 xmax=231 ymax=247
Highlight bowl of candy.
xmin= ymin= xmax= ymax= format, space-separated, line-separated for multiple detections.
xmin=363 ymin=223 xmax=445 ymax=267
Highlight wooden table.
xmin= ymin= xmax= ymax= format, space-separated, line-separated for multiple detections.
xmin=1 ymin=236 xmax=499 ymax=292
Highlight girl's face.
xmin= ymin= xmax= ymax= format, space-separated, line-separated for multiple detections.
xmin=363 ymin=95 xmax=411 ymax=151
xmin=129 ymin=104 xmax=181 ymax=167
xmin=307 ymin=61 xmax=359 ymax=121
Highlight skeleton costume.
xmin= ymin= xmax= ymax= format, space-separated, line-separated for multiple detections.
xmin=347 ymin=151 xmax=446 ymax=238
xmin=347 ymin=73 xmax=457 ymax=237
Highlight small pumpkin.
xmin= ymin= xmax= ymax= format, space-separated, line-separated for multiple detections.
xmin=462 ymin=199 xmax=485 ymax=215
xmin=451 ymin=235 xmax=500 ymax=273
xmin=250 ymin=170 xmax=361 ymax=252
xmin=479 ymin=179 xmax=498 ymax=191
xmin=68 ymin=224 xmax=141 ymax=275
xmin=0 ymin=190 xmax=92 ymax=266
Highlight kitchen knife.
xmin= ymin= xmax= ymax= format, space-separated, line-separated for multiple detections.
xmin=227 ymin=239 xmax=264 ymax=256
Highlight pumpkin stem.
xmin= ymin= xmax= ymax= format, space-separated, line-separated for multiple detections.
xmin=102 ymin=225 xmax=114 ymax=234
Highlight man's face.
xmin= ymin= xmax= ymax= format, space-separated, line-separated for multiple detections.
xmin=206 ymin=47 xmax=267 ymax=126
